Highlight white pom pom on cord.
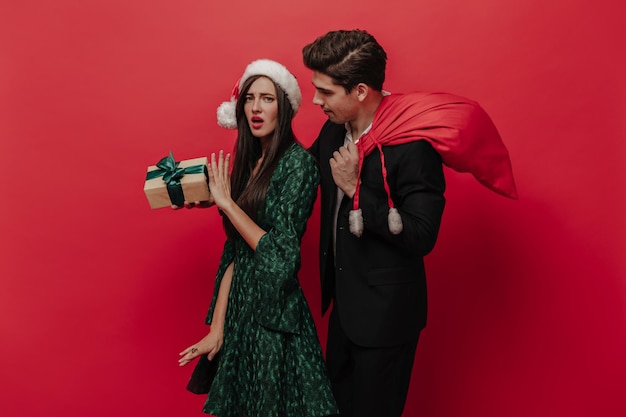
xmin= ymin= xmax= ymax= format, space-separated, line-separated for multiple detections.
xmin=349 ymin=209 xmax=364 ymax=237
xmin=217 ymin=99 xmax=237 ymax=129
xmin=388 ymin=207 xmax=403 ymax=235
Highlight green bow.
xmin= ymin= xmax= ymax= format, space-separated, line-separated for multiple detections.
xmin=146 ymin=151 xmax=207 ymax=206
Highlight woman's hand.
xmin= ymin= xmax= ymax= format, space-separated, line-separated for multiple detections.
xmin=182 ymin=193 xmax=215 ymax=209
xmin=170 ymin=185 xmax=216 ymax=210
xmin=207 ymin=150 xmax=233 ymax=210
xmin=178 ymin=328 xmax=224 ymax=367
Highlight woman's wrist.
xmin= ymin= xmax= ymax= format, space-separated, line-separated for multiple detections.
xmin=217 ymin=199 xmax=237 ymax=217
xmin=209 ymin=320 xmax=225 ymax=333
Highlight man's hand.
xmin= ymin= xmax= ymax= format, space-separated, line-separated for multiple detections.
xmin=329 ymin=141 xmax=359 ymax=198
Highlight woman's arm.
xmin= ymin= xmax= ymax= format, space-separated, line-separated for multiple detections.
xmin=178 ymin=261 xmax=233 ymax=365
xmin=219 ymin=200 xmax=265 ymax=251
xmin=208 ymin=150 xmax=266 ymax=250
xmin=208 ymin=261 xmax=233 ymax=338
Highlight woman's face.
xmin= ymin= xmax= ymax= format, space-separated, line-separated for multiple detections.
xmin=244 ymin=77 xmax=279 ymax=142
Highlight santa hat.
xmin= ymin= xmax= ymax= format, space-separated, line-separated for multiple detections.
xmin=217 ymin=59 xmax=302 ymax=129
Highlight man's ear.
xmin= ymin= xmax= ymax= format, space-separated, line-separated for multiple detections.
xmin=355 ymin=83 xmax=369 ymax=102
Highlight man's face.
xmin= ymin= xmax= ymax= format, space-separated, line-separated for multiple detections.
xmin=311 ymin=71 xmax=359 ymax=124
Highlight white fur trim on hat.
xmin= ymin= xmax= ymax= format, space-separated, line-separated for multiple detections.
xmin=216 ymin=59 xmax=302 ymax=129
xmin=217 ymin=99 xmax=237 ymax=129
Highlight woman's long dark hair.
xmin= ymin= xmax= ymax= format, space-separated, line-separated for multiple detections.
xmin=223 ymin=74 xmax=296 ymax=240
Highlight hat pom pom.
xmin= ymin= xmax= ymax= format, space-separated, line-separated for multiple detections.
xmin=349 ymin=209 xmax=364 ymax=237
xmin=388 ymin=207 xmax=403 ymax=235
xmin=217 ymin=99 xmax=237 ymax=129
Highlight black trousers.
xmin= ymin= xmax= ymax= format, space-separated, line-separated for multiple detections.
xmin=326 ymin=308 xmax=420 ymax=417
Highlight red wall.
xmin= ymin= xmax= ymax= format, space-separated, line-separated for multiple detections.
xmin=1 ymin=1 xmax=624 ymax=416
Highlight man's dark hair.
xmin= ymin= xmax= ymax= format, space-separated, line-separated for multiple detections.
xmin=302 ymin=29 xmax=387 ymax=93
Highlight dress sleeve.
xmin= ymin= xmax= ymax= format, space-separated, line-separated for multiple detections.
xmin=205 ymin=239 xmax=235 ymax=325
xmin=252 ymin=147 xmax=320 ymax=334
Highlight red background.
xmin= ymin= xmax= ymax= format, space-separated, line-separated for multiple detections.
xmin=1 ymin=1 xmax=625 ymax=416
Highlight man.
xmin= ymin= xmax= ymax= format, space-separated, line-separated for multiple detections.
xmin=303 ymin=29 xmax=446 ymax=417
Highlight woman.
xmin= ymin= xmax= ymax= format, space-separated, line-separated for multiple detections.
xmin=178 ymin=59 xmax=338 ymax=417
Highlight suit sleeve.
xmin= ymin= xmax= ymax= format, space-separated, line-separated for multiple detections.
xmin=356 ymin=140 xmax=446 ymax=255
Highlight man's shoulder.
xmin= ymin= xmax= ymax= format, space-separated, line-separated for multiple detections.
xmin=310 ymin=120 xmax=346 ymax=158
xmin=379 ymin=139 xmax=443 ymax=164
xmin=382 ymin=138 xmax=437 ymax=152
xmin=319 ymin=120 xmax=346 ymax=137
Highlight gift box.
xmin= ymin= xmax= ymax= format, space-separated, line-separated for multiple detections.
xmin=144 ymin=152 xmax=210 ymax=209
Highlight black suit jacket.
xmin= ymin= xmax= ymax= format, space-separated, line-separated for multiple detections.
xmin=309 ymin=121 xmax=446 ymax=347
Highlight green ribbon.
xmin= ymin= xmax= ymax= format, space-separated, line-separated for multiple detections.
xmin=146 ymin=151 xmax=207 ymax=206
